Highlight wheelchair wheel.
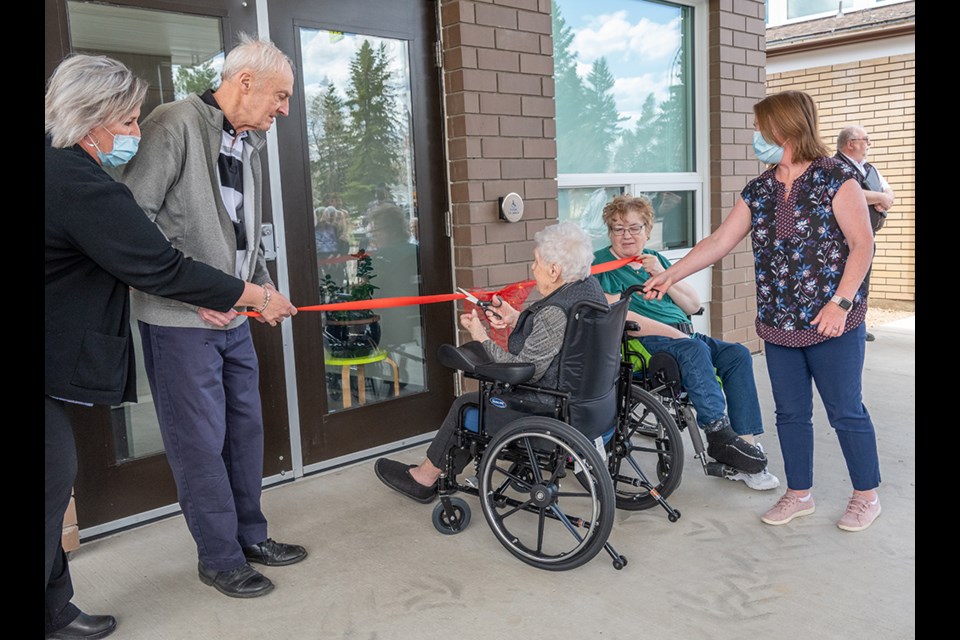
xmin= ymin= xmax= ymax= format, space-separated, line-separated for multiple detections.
xmin=478 ymin=416 xmax=615 ymax=571
xmin=432 ymin=497 xmax=471 ymax=535
xmin=612 ymin=384 xmax=684 ymax=511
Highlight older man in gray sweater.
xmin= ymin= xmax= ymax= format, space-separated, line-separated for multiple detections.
xmin=121 ymin=35 xmax=306 ymax=599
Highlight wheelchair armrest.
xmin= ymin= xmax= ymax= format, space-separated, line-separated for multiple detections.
xmin=474 ymin=362 xmax=537 ymax=386
xmin=690 ymin=306 xmax=705 ymax=317
xmin=625 ymin=320 xmax=640 ymax=333
xmin=438 ymin=341 xmax=493 ymax=373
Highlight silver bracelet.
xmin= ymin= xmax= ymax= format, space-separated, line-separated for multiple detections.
xmin=256 ymin=286 xmax=272 ymax=314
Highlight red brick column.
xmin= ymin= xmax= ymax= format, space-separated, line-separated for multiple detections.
xmin=441 ymin=0 xmax=558 ymax=295
xmin=709 ymin=0 xmax=766 ymax=353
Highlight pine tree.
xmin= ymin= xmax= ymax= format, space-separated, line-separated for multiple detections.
xmin=614 ymin=94 xmax=659 ymax=172
xmin=307 ymin=83 xmax=350 ymax=208
xmin=552 ymin=1 xmax=591 ymax=174
xmin=582 ymin=58 xmax=627 ymax=172
xmin=343 ymin=40 xmax=401 ymax=213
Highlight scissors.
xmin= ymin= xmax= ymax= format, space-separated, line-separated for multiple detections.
xmin=457 ymin=287 xmax=502 ymax=320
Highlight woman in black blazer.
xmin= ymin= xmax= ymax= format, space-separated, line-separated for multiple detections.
xmin=44 ymin=55 xmax=297 ymax=640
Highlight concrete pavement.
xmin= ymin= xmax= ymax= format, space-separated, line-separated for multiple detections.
xmin=64 ymin=317 xmax=915 ymax=640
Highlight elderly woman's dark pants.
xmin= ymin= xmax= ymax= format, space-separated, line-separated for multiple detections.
xmin=45 ymin=397 xmax=81 ymax=634
xmin=426 ymin=392 xmax=533 ymax=468
xmin=764 ymin=323 xmax=881 ymax=491
xmin=139 ymin=322 xmax=269 ymax=573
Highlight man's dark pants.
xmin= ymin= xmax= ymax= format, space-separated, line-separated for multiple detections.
xmin=139 ymin=321 xmax=268 ymax=572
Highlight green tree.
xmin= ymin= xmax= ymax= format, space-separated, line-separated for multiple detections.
xmin=174 ymin=61 xmax=218 ymax=100
xmin=582 ymin=58 xmax=627 ymax=172
xmin=552 ymin=0 xmax=592 ymax=174
xmin=614 ymin=94 xmax=659 ymax=172
xmin=343 ymin=40 xmax=401 ymax=212
xmin=308 ymin=83 xmax=350 ymax=208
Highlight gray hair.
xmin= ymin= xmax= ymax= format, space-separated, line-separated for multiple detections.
xmin=221 ymin=33 xmax=294 ymax=82
xmin=44 ymin=55 xmax=147 ymax=149
xmin=534 ymin=221 xmax=594 ymax=282
xmin=836 ymin=125 xmax=863 ymax=152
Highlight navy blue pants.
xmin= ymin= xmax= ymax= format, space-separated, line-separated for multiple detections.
xmin=764 ymin=322 xmax=881 ymax=492
xmin=139 ymin=321 xmax=268 ymax=572
xmin=45 ymin=397 xmax=81 ymax=634
xmin=639 ymin=333 xmax=764 ymax=436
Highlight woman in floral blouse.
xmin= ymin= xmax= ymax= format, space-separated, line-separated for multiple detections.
xmin=643 ymin=90 xmax=881 ymax=532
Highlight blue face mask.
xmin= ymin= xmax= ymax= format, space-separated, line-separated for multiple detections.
xmin=92 ymin=126 xmax=140 ymax=168
xmin=752 ymin=130 xmax=784 ymax=165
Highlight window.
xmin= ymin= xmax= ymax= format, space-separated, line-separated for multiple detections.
xmin=66 ymin=0 xmax=224 ymax=461
xmin=553 ymin=0 xmax=701 ymax=256
xmin=765 ymin=0 xmax=911 ymax=26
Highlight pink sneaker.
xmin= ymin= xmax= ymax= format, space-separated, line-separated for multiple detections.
xmin=760 ymin=492 xmax=816 ymax=525
xmin=837 ymin=494 xmax=881 ymax=532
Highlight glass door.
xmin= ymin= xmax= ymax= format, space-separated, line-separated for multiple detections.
xmin=46 ymin=0 xmax=289 ymax=530
xmin=270 ymin=0 xmax=455 ymax=465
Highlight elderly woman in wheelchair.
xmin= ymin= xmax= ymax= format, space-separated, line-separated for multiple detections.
xmin=375 ymin=221 xmax=673 ymax=570
xmin=592 ymin=194 xmax=779 ymax=490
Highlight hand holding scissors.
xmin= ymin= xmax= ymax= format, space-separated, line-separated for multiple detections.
xmin=457 ymin=287 xmax=502 ymax=321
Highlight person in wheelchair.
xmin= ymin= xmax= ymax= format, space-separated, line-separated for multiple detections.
xmin=374 ymin=221 xmax=608 ymax=503
xmin=592 ymin=194 xmax=779 ymax=490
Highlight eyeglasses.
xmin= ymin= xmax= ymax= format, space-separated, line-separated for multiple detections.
xmin=849 ymin=138 xmax=871 ymax=143
xmin=610 ymin=225 xmax=645 ymax=236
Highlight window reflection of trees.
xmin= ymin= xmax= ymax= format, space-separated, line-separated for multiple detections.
xmin=553 ymin=0 xmax=692 ymax=174
xmin=304 ymin=36 xmax=410 ymax=235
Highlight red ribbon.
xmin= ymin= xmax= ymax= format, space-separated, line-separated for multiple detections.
xmin=241 ymin=255 xmax=641 ymax=317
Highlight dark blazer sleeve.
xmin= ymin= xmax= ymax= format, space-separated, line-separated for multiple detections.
xmin=54 ymin=176 xmax=244 ymax=311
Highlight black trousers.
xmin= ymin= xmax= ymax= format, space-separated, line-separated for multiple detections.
xmin=45 ymin=396 xmax=81 ymax=633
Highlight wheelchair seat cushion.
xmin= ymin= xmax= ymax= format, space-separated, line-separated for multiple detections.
xmin=438 ymin=341 xmax=492 ymax=373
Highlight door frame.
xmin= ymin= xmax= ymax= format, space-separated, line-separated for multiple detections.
xmin=46 ymin=0 xmax=294 ymax=534
xmin=265 ymin=0 xmax=456 ymax=471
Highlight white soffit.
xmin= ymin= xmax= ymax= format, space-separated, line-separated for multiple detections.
xmin=767 ymin=33 xmax=914 ymax=75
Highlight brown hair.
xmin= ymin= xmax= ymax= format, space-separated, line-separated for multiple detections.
xmin=602 ymin=194 xmax=654 ymax=232
xmin=753 ymin=90 xmax=830 ymax=164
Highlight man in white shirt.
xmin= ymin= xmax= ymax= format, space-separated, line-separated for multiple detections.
xmin=835 ymin=125 xmax=895 ymax=341
xmin=836 ymin=125 xmax=895 ymax=231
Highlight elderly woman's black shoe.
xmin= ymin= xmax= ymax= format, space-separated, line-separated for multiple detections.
xmin=374 ymin=458 xmax=438 ymax=503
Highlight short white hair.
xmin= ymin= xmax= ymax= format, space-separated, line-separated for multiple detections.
xmin=534 ymin=221 xmax=594 ymax=282
xmin=837 ymin=125 xmax=865 ymax=152
xmin=221 ymin=33 xmax=294 ymax=82
xmin=44 ymin=55 xmax=147 ymax=149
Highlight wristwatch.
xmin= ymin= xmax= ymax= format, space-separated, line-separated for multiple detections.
xmin=830 ymin=295 xmax=853 ymax=311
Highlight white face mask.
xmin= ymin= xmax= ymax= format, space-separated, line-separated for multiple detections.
xmin=90 ymin=125 xmax=141 ymax=168
xmin=752 ymin=131 xmax=784 ymax=165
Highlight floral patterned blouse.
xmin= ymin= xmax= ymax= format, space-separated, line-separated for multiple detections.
xmin=741 ymin=156 xmax=868 ymax=348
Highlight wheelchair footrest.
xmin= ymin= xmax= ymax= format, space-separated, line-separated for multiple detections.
xmin=705 ymin=461 xmax=739 ymax=478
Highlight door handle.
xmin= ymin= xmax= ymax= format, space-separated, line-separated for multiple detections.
xmin=261 ymin=223 xmax=277 ymax=261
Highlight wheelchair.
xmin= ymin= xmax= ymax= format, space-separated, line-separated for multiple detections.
xmin=428 ymin=295 xmax=682 ymax=572
xmin=619 ymin=285 xmax=751 ymax=483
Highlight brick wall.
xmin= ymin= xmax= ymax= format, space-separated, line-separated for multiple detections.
xmin=709 ymin=0 xmax=767 ymax=353
xmin=767 ymin=54 xmax=916 ymax=303
xmin=442 ymin=0 xmax=557 ymax=298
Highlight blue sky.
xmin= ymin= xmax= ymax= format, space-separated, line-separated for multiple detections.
xmin=557 ymin=0 xmax=684 ymax=128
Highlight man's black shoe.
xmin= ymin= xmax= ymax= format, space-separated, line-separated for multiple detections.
xmin=705 ymin=420 xmax=767 ymax=475
xmin=46 ymin=611 xmax=117 ymax=640
xmin=242 ymin=538 xmax=308 ymax=567
xmin=198 ymin=562 xmax=274 ymax=598
xmin=375 ymin=458 xmax=438 ymax=503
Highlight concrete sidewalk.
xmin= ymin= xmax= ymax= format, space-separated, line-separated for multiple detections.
xmin=65 ymin=319 xmax=916 ymax=640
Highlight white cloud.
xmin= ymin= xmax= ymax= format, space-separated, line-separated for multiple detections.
xmin=571 ymin=11 xmax=681 ymax=65
xmin=298 ymin=29 xmax=411 ymax=103
xmin=612 ymin=71 xmax=675 ymax=128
